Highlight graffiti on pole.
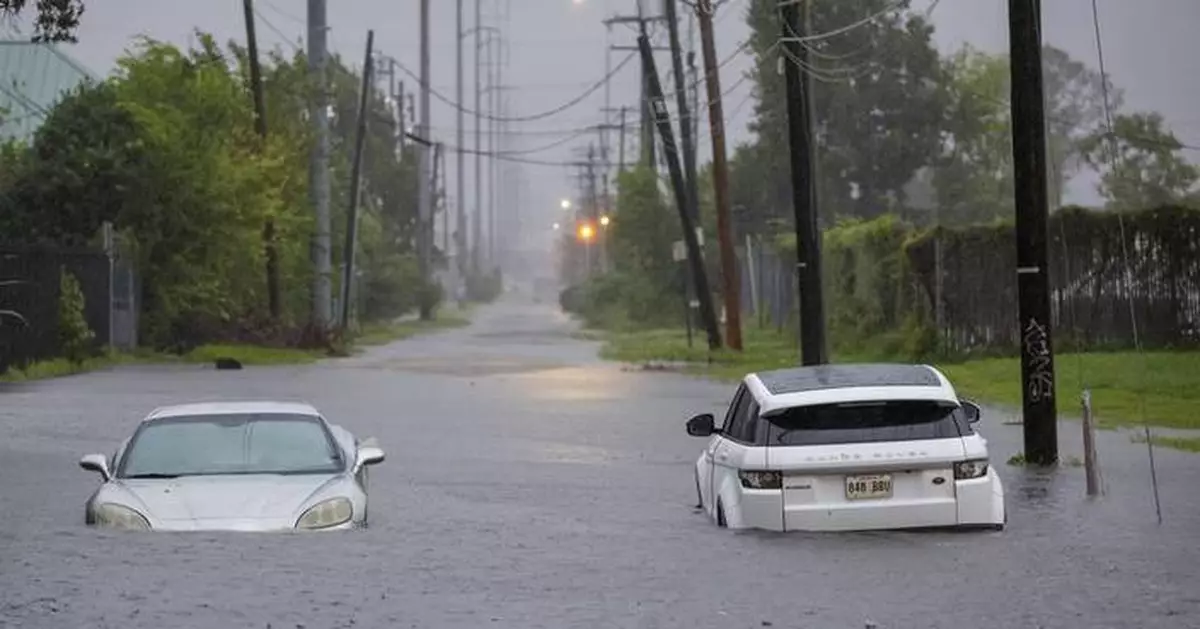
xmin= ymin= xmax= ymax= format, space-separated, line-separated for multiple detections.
xmin=1022 ymin=317 xmax=1054 ymax=403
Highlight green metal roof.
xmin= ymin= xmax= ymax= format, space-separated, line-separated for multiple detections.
xmin=0 ymin=40 xmax=96 ymax=143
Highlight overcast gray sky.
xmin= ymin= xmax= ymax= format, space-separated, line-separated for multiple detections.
xmin=15 ymin=0 xmax=1199 ymax=252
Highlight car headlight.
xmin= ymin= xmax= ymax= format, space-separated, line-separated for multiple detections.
xmin=954 ymin=459 xmax=989 ymax=480
xmin=295 ymin=497 xmax=353 ymax=530
xmin=93 ymin=503 xmax=151 ymax=530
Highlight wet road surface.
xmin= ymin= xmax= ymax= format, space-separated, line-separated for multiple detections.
xmin=2 ymin=296 xmax=1198 ymax=628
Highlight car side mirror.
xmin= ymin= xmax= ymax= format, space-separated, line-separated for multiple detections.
xmin=79 ymin=454 xmax=111 ymax=481
xmin=686 ymin=413 xmax=716 ymax=437
xmin=354 ymin=439 xmax=385 ymax=472
xmin=961 ymin=400 xmax=982 ymax=424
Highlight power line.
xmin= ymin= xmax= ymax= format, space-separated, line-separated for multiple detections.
xmin=394 ymin=52 xmax=638 ymax=123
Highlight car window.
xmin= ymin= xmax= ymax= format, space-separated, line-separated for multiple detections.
xmin=118 ymin=413 xmax=344 ymax=478
xmin=720 ymin=385 xmax=748 ymax=434
xmin=764 ymin=401 xmax=970 ymax=446
xmin=725 ymin=391 xmax=758 ymax=444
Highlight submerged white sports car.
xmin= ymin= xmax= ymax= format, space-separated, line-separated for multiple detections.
xmin=686 ymin=364 xmax=1005 ymax=532
xmin=79 ymin=401 xmax=385 ymax=532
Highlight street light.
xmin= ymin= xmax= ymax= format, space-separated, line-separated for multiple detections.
xmin=599 ymin=215 xmax=610 ymax=227
xmin=552 ymin=222 xmax=561 ymax=231
xmin=577 ymin=222 xmax=596 ymax=243
xmin=560 ymin=199 xmax=572 ymax=210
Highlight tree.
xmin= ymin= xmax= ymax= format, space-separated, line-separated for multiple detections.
xmin=739 ymin=0 xmax=947 ymax=223
xmin=0 ymin=80 xmax=143 ymax=244
xmin=0 ymin=0 xmax=84 ymax=42
xmin=932 ymin=45 xmax=1013 ymax=225
xmin=1080 ymin=112 xmax=1198 ymax=211
xmin=1042 ymin=45 xmax=1123 ymax=209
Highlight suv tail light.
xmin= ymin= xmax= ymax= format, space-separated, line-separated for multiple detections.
xmin=738 ymin=470 xmax=782 ymax=489
xmin=953 ymin=459 xmax=989 ymax=480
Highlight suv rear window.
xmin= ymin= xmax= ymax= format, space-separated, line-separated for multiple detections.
xmin=764 ymin=400 xmax=972 ymax=446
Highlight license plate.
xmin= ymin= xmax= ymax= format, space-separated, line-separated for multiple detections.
xmin=845 ymin=474 xmax=893 ymax=500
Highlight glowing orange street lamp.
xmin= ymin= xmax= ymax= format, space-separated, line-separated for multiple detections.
xmin=577 ymin=221 xmax=597 ymax=243
xmin=599 ymin=214 xmax=610 ymax=227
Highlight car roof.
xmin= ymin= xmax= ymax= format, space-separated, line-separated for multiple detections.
xmin=145 ymin=401 xmax=322 ymax=422
xmin=744 ymin=363 xmax=959 ymax=415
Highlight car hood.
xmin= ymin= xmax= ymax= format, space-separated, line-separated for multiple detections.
xmin=115 ymin=474 xmax=342 ymax=525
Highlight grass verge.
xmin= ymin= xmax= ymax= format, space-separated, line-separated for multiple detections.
xmin=352 ymin=307 xmax=472 ymax=347
xmin=0 ymin=351 xmax=140 ymax=383
xmin=1133 ymin=434 xmax=1200 ymax=453
xmin=1 ymin=307 xmax=475 ymax=383
xmin=598 ymin=326 xmax=1200 ymax=431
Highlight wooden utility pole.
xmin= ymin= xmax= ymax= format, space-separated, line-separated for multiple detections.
xmin=779 ymin=0 xmax=827 ymax=365
xmin=1008 ymin=0 xmax=1058 ymax=465
xmin=242 ymin=0 xmax=281 ymax=320
xmin=417 ymin=0 xmax=434 ymax=320
xmin=696 ymin=0 xmax=743 ymax=351
xmin=603 ymin=105 xmax=635 ymax=174
xmin=340 ymin=30 xmax=374 ymax=329
xmin=639 ymin=33 xmax=722 ymax=351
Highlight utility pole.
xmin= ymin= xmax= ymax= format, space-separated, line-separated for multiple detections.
xmin=639 ymin=33 xmax=722 ymax=351
xmin=435 ymin=143 xmax=447 ymax=256
xmin=605 ymin=13 xmax=667 ymax=170
xmin=242 ymin=0 xmax=281 ymax=321
xmin=697 ymin=0 xmax=743 ymax=350
xmin=473 ymin=0 xmax=483 ymax=279
xmin=456 ymin=0 xmax=467 ymax=297
xmin=1009 ymin=0 xmax=1058 ymax=465
xmin=340 ymin=30 xmax=374 ymax=329
xmin=417 ymin=0 xmax=434 ymax=320
xmin=487 ymin=37 xmax=499 ymax=269
xmin=780 ymin=0 xmax=827 ymax=365
xmin=665 ymin=0 xmax=698 ymax=222
xmin=602 ymin=105 xmax=635 ymax=175
xmin=307 ymin=0 xmax=332 ymax=329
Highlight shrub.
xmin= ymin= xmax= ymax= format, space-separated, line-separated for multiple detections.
xmin=58 ymin=268 xmax=95 ymax=363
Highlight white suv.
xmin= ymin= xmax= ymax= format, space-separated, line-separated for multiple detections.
xmin=686 ymin=363 xmax=1006 ymax=532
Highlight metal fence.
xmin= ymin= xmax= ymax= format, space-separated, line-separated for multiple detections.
xmin=729 ymin=209 xmax=1200 ymax=354
xmin=0 ymin=245 xmax=137 ymax=373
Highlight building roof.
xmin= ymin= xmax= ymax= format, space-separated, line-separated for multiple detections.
xmin=0 ymin=40 xmax=96 ymax=143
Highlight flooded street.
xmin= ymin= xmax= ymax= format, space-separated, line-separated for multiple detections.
xmin=2 ymin=297 xmax=1198 ymax=629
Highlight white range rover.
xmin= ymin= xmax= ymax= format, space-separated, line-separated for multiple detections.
xmin=686 ymin=363 xmax=1006 ymax=532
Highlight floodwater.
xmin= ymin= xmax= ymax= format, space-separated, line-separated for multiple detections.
xmin=2 ymin=297 xmax=1197 ymax=628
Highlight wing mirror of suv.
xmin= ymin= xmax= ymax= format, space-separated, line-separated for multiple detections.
xmin=961 ymin=400 xmax=982 ymax=424
xmin=686 ymin=413 xmax=717 ymax=437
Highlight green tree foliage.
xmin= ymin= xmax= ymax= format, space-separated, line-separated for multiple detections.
xmin=1080 ymin=112 xmax=1199 ymax=210
xmin=1042 ymin=45 xmax=1122 ymax=208
xmin=57 ymin=267 xmax=94 ymax=362
xmin=738 ymin=0 xmax=946 ymax=223
xmin=0 ymin=32 xmax=428 ymax=348
xmin=0 ymin=0 xmax=84 ymax=42
xmin=932 ymin=46 xmax=1013 ymax=225
xmin=579 ymin=166 xmax=682 ymax=327
xmin=0 ymin=80 xmax=142 ymax=244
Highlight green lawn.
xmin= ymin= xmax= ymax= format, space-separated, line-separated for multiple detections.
xmin=600 ymin=326 xmax=1200 ymax=432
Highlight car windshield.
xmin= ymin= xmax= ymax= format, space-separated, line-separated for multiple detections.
xmin=117 ymin=413 xmax=344 ymax=478
xmin=764 ymin=400 xmax=972 ymax=446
